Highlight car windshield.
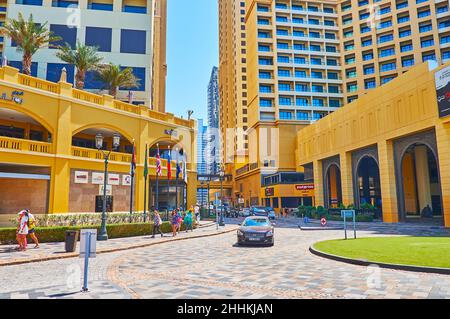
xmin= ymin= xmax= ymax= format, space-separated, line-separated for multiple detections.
xmin=243 ymin=218 xmax=270 ymax=227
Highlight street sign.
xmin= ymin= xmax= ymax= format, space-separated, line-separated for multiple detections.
xmin=341 ymin=210 xmax=355 ymax=218
xmin=321 ymin=218 xmax=327 ymax=227
xmin=80 ymin=229 xmax=97 ymax=292
xmin=340 ymin=210 xmax=356 ymax=240
xmin=80 ymin=229 xmax=97 ymax=258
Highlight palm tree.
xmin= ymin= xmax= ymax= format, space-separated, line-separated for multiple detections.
xmin=56 ymin=41 xmax=103 ymax=89
xmin=0 ymin=13 xmax=61 ymax=75
xmin=95 ymin=63 xmax=140 ymax=98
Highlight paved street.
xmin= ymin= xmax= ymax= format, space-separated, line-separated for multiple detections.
xmin=1 ymin=220 xmax=450 ymax=299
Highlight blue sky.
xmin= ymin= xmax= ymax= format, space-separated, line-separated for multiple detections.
xmin=165 ymin=0 xmax=219 ymax=121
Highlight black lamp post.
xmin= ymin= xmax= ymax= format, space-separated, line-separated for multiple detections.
xmin=219 ymin=166 xmax=225 ymax=226
xmin=96 ymin=132 xmax=120 ymax=241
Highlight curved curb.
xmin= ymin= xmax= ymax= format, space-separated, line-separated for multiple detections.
xmin=0 ymin=226 xmax=238 ymax=268
xmin=309 ymin=245 xmax=450 ymax=275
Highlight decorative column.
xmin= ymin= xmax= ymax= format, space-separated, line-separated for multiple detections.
xmin=340 ymin=151 xmax=354 ymax=207
xmin=313 ymin=159 xmax=324 ymax=208
xmin=378 ymin=140 xmax=399 ymax=223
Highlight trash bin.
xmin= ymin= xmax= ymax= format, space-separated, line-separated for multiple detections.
xmin=65 ymin=230 xmax=79 ymax=253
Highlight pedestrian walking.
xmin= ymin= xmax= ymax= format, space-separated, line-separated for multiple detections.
xmin=194 ymin=204 xmax=200 ymax=225
xmin=26 ymin=210 xmax=39 ymax=248
xmin=184 ymin=209 xmax=193 ymax=232
xmin=151 ymin=209 xmax=164 ymax=238
xmin=171 ymin=210 xmax=179 ymax=237
xmin=176 ymin=209 xmax=183 ymax=234
xmin=16 ymin=210 xmax=29 ymax=251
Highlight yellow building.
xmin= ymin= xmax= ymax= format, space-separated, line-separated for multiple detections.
xmin=296 ymin=61 xmax=450 ymax=227
xmin=219 ymin=0 xmax=450 ymax=209
xmin=0 ymin=66 xmax=197 ymax=222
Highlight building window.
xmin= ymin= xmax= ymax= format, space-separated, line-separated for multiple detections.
xmin=50 ymin=24 xmax=77 ymax=49
xmin=85 ymin=27 xmax=112 ymax=52
xmin=119 ymin=66 xmax=145 ymax=91
xmin=120 ymin=29 xmax=146 ymax=54
xmin=15 ymin=0 xmax=43 ymax=5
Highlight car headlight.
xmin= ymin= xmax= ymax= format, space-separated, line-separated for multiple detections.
xmin=266 ymin=231 xmax=273 ymax=237
xmin=237 ymin=230 xmax=244 ymax=236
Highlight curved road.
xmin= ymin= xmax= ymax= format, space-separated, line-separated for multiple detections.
xmin=1 ymin=222 xmax=449 ymax=299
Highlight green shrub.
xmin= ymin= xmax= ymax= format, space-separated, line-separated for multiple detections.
xmin=0 ymin=221 xmax=195 ymax=245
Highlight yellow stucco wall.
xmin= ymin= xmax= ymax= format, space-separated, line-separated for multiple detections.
xmin=296 ymin=62 xmax=450 ymax=227
xmin=0 ymin=66 xmax=197 ymax=213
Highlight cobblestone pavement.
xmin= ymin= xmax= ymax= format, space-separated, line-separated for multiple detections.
xmin=0 ymin=221 xmax=218 ymax=266
xmin=1 ymin=221 xmax=450 ymax=299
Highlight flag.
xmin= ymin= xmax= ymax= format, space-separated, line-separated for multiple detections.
xmin=143 ymin=144 xmax=148 ymax=178
xmin=130 ymin=142 xmax=136 ymax=176
xmin=183 ymin=159 xmax=188 ymax=184
xmin=176 ymin=161 xmax=181 ymax=180
xmin=167 ymin=146 xmax=172 ymax=179
xmin=2 ymin=56 xmax=7 ymax=67
xmin=156 ymin=145 xmax=162 ymax=176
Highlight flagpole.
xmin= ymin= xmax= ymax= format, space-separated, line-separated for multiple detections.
xmin=156 ymin=143 xmax=159 ymax=211
xmin=175 ymin=148 xmax=179 ymax=209
xmin=129 ymin=140 xmax=135 ymax=223
xmin=143 ymin=144 xmax=148 ymax=223
xmin=167 ymin=145 xmax=171 ymax=212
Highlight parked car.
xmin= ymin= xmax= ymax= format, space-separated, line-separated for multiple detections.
xmin=265 ymin=207 xmax=276 ymax=220
xmin=237 ymin=216 xmax=274 ymax=246
xmin=250 ymin=206 xmax=268 ymax=217
xmin=241 ymin=208 xmax=251 ymax=217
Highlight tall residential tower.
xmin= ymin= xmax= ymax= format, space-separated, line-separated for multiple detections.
xmin=219 ymin=0 xmax=450 ymax=208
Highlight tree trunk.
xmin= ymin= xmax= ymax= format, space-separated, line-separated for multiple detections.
xmin=22 ymin=53 xmax=32 ymax=76
xmin=75 ymin=69 xmax=85 ymax=89
xmin=109 ymin=86 xmax=118 ymax=98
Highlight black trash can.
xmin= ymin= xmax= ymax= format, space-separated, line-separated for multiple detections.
xmin=65 ymin=230 xmax=79 ymax=253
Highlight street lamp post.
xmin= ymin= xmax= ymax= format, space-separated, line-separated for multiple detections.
xmin=96 ymin=133 xmax=120 ymax=241
xmin=219 ymin=166 xmax=225 ymax=227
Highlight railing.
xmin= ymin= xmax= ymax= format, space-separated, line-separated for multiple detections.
xmin=18 ymin=74 xmax=60 ymax=94
xmin=71 ymin=146 xmax=131 ymax=163
xmin=113 ymin=100 xmax=140 ymax=114
xmin=72 ymin=89 xmax=104 ymax=105
xmin=0 ymin=136 xmax=52 ymax=153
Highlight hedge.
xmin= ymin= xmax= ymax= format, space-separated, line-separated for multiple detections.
xmin=0 ymin=221 xmax=194 ymax=245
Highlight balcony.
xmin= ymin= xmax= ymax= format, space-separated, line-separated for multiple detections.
xmin=0 ymin=136 xmax=52 ymax=154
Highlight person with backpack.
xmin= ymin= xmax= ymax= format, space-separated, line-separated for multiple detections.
xmin=151 ymin=209 xmax=164 ymax=238
xmin=26 ymin=210 xmax=39 ymax=248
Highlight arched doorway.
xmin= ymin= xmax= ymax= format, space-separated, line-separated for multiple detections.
xmin=400 ymin=143 xmax=443 ymax=223
xmin=356 ymin=156 xmax=382 ymax=210
xmin=325 ymin=164 xmax=342 ymax=208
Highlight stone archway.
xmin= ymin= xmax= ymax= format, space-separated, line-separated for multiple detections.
xmin=351 ymin=146 xmax=382 ymax=212
xmin=322 ymin=156 xmax=342 ymax=208
xmin=394 ymin=130 xmax=444 ymax=224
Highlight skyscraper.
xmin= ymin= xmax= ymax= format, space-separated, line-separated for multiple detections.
xmin=219 ymin=0 xmax=450 ymax=207
xmin=207 ymin=66 xmax=221 ymax=174
xmin=196 ymin=118 xmax=209 ymax=204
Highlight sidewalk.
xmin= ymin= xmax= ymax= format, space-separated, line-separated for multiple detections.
xmin=0 ymin=221 xmax=238 ymax=267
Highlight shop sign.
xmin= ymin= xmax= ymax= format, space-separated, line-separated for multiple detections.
xmin=92 ymin=172 xmax=104 ymax=185
xmin=122 ymin=175 xmax=132 ymax=186
xmin=265 ymin=187 xmax=275 ymax=197
xmin=74 ymin=171 xmax=89 ymax=184
xmin=108 ymin=174 xmax=120 ymax=186
xmin=435 ymin=65 xmax=450 ymax=118
xmin=0 ymin=91 xmax=24 ymax=104
xmin=99 ymin=184 xmax=112 ymax=196
xmin=295 ymin=184 xmax=315 ymax=196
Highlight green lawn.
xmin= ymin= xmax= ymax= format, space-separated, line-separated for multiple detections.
xmin=313 ymin=237 xmax=450 ymax=269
